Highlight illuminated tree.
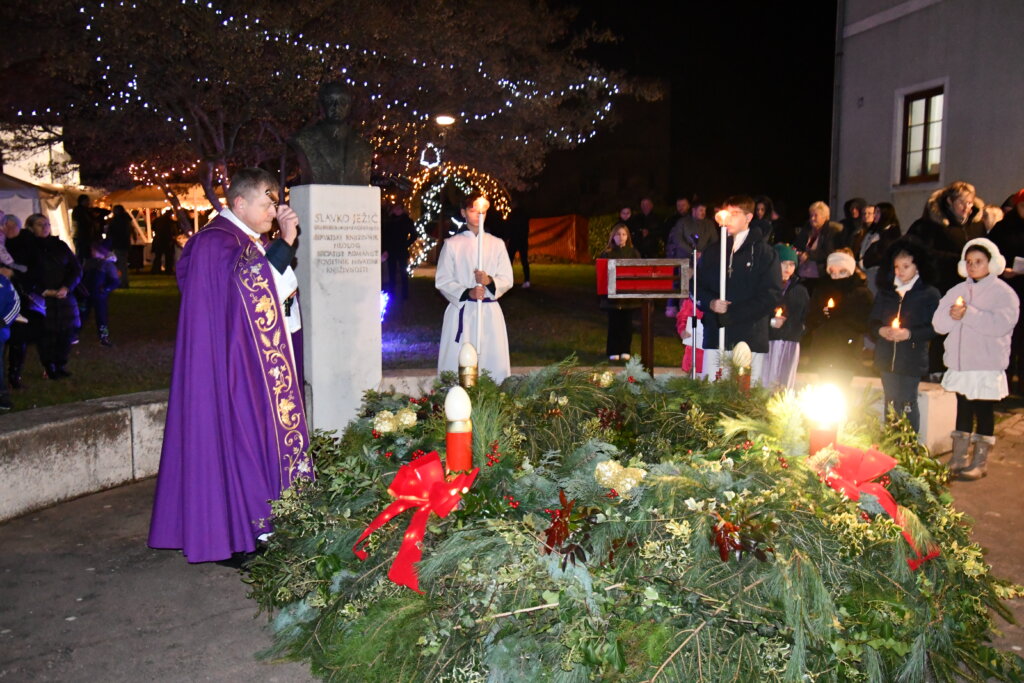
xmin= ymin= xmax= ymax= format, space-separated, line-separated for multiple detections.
xmin=0 ymin=0 xmax=650 ymax=200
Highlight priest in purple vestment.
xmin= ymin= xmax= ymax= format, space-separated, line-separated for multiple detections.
xmin=148 ymin=168 xmax=313 ymax=563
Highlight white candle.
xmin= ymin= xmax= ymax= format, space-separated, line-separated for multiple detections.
xmin=718 ymin=224 xmax=727 ymax=356
xmin=472 ymin=197 xmax=490 ymax=355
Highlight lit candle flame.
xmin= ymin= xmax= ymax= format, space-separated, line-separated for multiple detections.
xmin=472 ymin=196 xmax=490 ymax=214
xmin=715 ymin=209 xmax=730 ymax=226
xmin=891 ymin=317 xmax=900 ymax=329
xmin=775 ymin=307 xmax=783 ymax=317
xmin=955 ymin=296 xmax=965 ymax=306
xmin=826 ymin=298 xmax=835 ymax=309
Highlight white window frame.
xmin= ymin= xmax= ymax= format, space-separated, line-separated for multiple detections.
xmin=891 ymin=77 xmax=948 ymax=190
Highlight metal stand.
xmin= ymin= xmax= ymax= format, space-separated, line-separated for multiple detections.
xmin=640 ymin=300 xmax=654 ymax=375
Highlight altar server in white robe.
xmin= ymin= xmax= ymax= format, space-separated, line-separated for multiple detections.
xmin=435 ymin=192 xmax=514 ymax=382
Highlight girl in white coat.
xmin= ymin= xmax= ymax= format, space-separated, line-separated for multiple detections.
xmin=932 ymin=237 xmax=1020 ymax=479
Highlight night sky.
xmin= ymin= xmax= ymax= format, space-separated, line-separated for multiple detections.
xmin=557 ymin=0 xmax=839 ymax=216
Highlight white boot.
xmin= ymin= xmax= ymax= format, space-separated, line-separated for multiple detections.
xmin=959 ymin=435 xmax=993 ymax=481
xmin=947 ymin=430 xmax=972 ymax=473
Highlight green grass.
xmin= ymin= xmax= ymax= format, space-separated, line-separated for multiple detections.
xmin=385 ymin=263 xmax=685 ymax=369
xmin=5 ymin=264 xmax=687 ymax=412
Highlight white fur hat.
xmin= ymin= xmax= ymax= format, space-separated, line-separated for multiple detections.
xmin=958 ymin=237 xmax=1006 ymax=278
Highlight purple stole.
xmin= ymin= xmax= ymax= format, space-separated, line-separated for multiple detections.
xmin=233 ymin=241 xmax=313 ymax=486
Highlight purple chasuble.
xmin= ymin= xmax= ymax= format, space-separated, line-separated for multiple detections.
xmin=148 ymin=215 xmax=312 ymax=562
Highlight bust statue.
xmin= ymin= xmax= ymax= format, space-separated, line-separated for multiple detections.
xmin=290 ymin=83 xmax=373 ymax=185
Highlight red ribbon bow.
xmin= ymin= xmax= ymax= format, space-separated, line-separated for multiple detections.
xmin=825 ymin=444 xmax=939 ymax=570
xmin=353 ymin=451 xmax=478 ymax=593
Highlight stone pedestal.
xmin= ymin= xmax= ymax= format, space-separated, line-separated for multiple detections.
xmin=917 ymin=382 xmax=956 ymax=454
xmin=292 ymin=185 xmax=382 ymax=432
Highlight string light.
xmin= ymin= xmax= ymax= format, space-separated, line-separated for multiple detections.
xmin=406 ymin=162 xmax=510 ymax=274
xmin=31 ymin=2 xmax=620 ymax=149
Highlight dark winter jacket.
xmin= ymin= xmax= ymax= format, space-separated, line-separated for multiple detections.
xmin=107 ymin=212 xmax=134 ymax=250
xmin=696 ymin=227 xmax=781 ymax=353
xmin=82 ymin=257 xmax=121 ymax=301
xmin=806 ymin=273 xmax=872 ymax=375
xmin=381 ymin=212 xmax=417 ymax=261
xmin=859 ymin=224 xmax=901 ymax=271
xmin=869 ymin=277 xmax=940 ymax=376
xmin=628 ymin=211 xmax=663 ymax=258
xmin=770 ymin=276 xmax=809 ymax=343
xmin=32 ymin=236 xmax=82 ymax=332
xmin=906 ymin=190 xmax=985 ymax=293
xmin=795 ymin=220 xmax=843 ymax=281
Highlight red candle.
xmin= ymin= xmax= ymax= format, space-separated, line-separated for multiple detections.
xmin=444 ymin=386 xmax=473 ymax=473
xmin=809 ymin=427 xmax=838 ymax=455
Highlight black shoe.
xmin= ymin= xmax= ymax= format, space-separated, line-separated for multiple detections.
xmin=99 ymin=335 xmax=113 ymax=347
xmin=213 ymin=546 xmax=264 ymax=569
xmin=214 ymin=553 xmax=249 ymax=569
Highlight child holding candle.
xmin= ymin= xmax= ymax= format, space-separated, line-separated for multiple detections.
xmin=869 ymin=239 xmax=939 ymax=433
xmin=932 ymin=238 xmax=1020 ymax=479
xmin=805 ymin=249 xmax=872 ymax=387
xmin=599 ymin=223 xmax=642 ymax=361
xmin=696 ymin=195 xmax=781 ymax=384
xmin=763 ymin=243 xmax=808 ymax=390
xmin=675 ymin=294 xmax=704 ymax=376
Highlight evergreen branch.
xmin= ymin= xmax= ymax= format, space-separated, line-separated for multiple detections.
xmin=479 ymin=602 xmax=559 ymax=622
xmin=646 ymin=577 xmax=766 ymax=682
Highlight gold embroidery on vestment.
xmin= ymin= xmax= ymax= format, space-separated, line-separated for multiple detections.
xmin=237 ymin=243 xmax=309 ymax=483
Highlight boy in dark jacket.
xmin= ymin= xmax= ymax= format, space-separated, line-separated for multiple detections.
xmin=696 ymin=195 xmax=782 ymax=384
xmin=80 ymin=241 xmax=121 ymax=346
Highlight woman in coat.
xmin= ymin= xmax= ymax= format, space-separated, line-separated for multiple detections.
xmin=933 ymin=237 xmax=1020 ymax=479
xmin=869 ymin=239 xmax=940 ymax=433
xmin=25 ymin=213 xmax=82 ymax=379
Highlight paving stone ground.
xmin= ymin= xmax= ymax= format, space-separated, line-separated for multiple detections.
xmin=1 ymin=405 xmax=1022 ymax=680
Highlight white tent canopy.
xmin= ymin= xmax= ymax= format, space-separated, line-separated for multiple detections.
xmin=101 ymin=184 xmax=224 ymax=234
xmin=0 ymin=172 xmax=72 ymax=245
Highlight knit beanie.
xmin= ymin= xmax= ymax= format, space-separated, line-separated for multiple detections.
xmin=826 ymin=250 xmax=856 ymax=275
xmin=774 ymin=243 xmax=798 ymax=263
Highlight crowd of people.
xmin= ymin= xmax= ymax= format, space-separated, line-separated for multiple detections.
xmin=601 ymin=181 xmax=1024 ymax=480
xmin=0 ymin=199 xmax=156 ymax=408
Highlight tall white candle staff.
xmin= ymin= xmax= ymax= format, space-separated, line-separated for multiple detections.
xmin=689 ymin=233 xmax=700 ymax=380
xmin=714 ymin=209 xmax=729 ymax=361
xmin=473 ymin=196 xmax=491 ymax=356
